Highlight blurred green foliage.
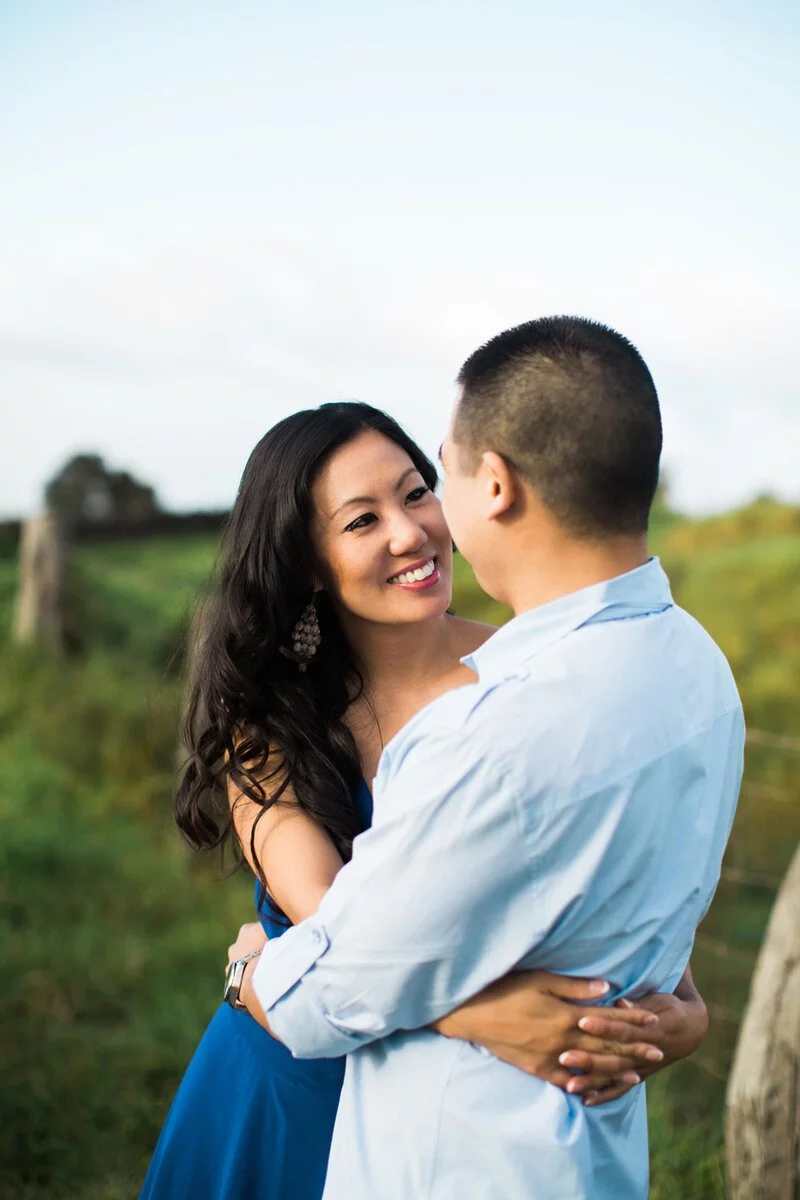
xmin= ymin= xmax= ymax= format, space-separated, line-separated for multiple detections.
xmin=1 ymin=496 xmax=798 ymax=1199
xmin=0 ymin=648 xmax=254 ymax=1198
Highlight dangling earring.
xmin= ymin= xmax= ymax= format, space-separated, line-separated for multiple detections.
xmin=289 ymin=597 xmax=321 ymax=671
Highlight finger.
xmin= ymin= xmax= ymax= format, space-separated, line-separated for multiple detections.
xmin=532 ymin=1065 xmax=637 ymax=1096
xmin=560 ymin=1052 xmax=640 ymax=1075
xmin=564 ymin=1042 xmax=664 ymax=1067
xmin=577 ymin=1005 xmax=659 ymax=1029
xmin=574 ymin=1032 xmax=663 ymax=1059
xmin=583 ymin=1082 xmax=636 ymax=1106
xmin=534 ymin=973 xmax=612 ymax=1002
xmin=539 ymin=1066 xmax=613 ymax=1094
xmin=577 ymin=1013 xmax=661 ymax=1038
xmin=576 ymin=1022 xmax=665 ymax=1054
xmin=567 ymin=1070 xmax=640 ymax=1096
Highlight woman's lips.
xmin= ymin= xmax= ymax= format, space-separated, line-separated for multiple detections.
xmin=387 ymin=556 xmax=441 ymax=591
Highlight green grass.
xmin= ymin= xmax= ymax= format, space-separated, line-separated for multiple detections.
xmin=0 ymin=647 xmax=255 ymax=1199
xmin=648 ymin=1067 xmax=726 ymax=1200
xmin=2 ymin=497 xmax=799 ymax=1198
xmin=0 ymin=645 xmax=727 ymax=1200
xmin=63 ymin=535 xmax=220 ymax=664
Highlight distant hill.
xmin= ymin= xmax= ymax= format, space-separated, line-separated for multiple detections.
xmin=1 ymin=497 xmax=798 ymax=718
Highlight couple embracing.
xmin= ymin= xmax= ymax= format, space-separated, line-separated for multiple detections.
xmin=142 ymin=317 xmax=743 ymax=1198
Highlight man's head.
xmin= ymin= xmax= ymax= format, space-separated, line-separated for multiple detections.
xmin=440 ymin=316 xmax=662 ymax=606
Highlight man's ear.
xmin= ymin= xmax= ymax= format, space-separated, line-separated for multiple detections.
xmin=481 ymin=451 xmax=518 ymax=520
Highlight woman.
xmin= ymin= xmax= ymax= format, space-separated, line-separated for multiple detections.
xmin=141 ymin=403 xmax=707 ymax=1200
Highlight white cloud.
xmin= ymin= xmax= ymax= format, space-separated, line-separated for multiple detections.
xmin=1 ymin=245 xmax=798 ymax=520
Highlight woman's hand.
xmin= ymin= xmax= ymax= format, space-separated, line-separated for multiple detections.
xmin=433 ymin=965 xmax=708 ymax=1107
xmin=432 ymin=971 xmax=663 ymax=1101
xmin=574 ymin=966 xmax=709 ymax=1106
xmin=227 ymin=921 xmax=268 ymax=967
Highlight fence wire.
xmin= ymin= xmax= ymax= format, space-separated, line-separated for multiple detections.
xmin=746 ymin=728 xmax=800 ymax=753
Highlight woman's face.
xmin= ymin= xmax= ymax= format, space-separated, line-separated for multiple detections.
xmin=311 ymin=430 xmax=453 ymax=628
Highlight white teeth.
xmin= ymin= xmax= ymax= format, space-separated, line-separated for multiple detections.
xmin=390 ymin=559 xmax=436 ymax=585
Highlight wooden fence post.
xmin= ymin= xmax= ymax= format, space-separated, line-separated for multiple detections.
xmin=12 ymin=513 xmax=64 ymax=652
xmin=175 ymin=592 xmax=214 ymax=771
xmin=726 ymin=843 xmax=800 ymax=1198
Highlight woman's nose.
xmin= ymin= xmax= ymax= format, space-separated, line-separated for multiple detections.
xmin=387 ymin=512 xmax=427 ymax=557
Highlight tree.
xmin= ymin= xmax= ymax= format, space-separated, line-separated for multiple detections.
xmin=44 ymin=454 xmax=160 ymax=528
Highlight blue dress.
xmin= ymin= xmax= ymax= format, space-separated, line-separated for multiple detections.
xmin=140 ymin=782 xmax=373 ymax=1200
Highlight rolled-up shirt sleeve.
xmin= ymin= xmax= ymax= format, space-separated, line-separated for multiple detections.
xmin=251 ymin=715 xmax=538 ymax=1059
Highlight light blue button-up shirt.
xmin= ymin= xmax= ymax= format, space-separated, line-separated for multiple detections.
xmin=252 ymin=559 xmax=744 ymax=1198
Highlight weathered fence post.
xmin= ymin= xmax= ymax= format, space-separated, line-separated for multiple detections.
xmin=12 ymin=513 xmax=64 ymax=651
xmin=726 ymin=843 xmax=800 ymax=1198
xmin=175 ymin=592 xmax=214 ymax=771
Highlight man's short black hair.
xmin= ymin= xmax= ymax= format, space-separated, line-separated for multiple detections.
xmin=454 ymin=316 xmax=663 ymax=538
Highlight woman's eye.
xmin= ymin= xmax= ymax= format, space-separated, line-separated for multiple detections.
xmin=406 ymin=486 xmax=430 ymax=503
xmin=344 ymin=512 xmax=377 ymax=533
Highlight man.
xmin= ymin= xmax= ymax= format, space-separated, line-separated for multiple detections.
xmin=229 ymin=316 xmax=743 ymax=1197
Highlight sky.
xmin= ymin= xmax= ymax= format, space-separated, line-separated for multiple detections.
xmin=1 ymin=0 xmax=798 ymax=519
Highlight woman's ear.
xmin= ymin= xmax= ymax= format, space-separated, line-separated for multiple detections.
xmin=481 ymin=451 xmax=518 ymax=520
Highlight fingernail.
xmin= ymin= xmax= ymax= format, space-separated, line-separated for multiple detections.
xmin=623 ymin=1072 xmax=641 ymax=1085
xmin=559 ymin=1052 xmax=577 ymax=1067
xmin=643 ymin=1013 xmax=659 ymax=1025
xmin=584 ymin=1090 xmax=599 ymax=1101
xmin=578 ymin=1018 xmax=595 ymax=1032
xmin=646 ymin=1048 xmax=664 ymax=1062
xmin=566 ymin=1078 xmax=581 ymax=1094
xmin=589 ymin=980 xmax=610 ymax=996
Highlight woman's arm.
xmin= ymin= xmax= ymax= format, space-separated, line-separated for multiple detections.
xmin=432 ymin=963 xmax=708 ymax=1106
xmin=228 ymin=773 xmax=344 ymax=924
xmin=432 ymin=972 xmax=663 ymax=1098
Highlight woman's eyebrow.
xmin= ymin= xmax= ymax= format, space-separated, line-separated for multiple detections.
xmin=331 ymin=467 xmax=420 ymax=519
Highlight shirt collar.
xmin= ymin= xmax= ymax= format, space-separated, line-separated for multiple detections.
xmin=462 ymin=557 xmax=674 ymax=683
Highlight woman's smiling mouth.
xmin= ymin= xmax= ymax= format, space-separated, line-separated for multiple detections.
xmin=387 ymin=557 xmax=440 ymax=590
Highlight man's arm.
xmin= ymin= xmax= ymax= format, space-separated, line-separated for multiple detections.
xmin=249 ymin=717 xmax=567 ymax=1059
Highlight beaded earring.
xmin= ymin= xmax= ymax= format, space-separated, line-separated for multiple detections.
xmin=289 ymin=597 xmax=321 ymax=671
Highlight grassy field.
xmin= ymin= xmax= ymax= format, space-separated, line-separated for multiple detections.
xmin=2 ymin=499 xmax=798 ymax=1199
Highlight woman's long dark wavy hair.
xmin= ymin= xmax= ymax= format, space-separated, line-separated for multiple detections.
xmin=175 ymin=402 xmax=439 ymax=898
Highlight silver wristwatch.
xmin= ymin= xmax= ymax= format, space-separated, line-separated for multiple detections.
xmin=223 ymin=949 xmax=262 ymax=1010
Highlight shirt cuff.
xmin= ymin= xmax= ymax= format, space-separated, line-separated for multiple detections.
xmin=251 ymin=921 xmax=369 ymax=1060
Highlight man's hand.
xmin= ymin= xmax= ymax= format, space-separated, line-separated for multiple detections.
xmin=226 ymin=922 xmax=271 ymax=1032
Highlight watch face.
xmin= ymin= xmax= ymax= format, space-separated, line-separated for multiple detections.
xmin=223 ymin=958 xmax=242 ymax=1002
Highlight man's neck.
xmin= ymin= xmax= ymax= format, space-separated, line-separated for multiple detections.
xmin=502 ymin=532 xmax=650 ymax=617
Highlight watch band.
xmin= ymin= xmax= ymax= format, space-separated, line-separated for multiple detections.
xmin=223 ymin=949 xmax=262 ymax=1010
